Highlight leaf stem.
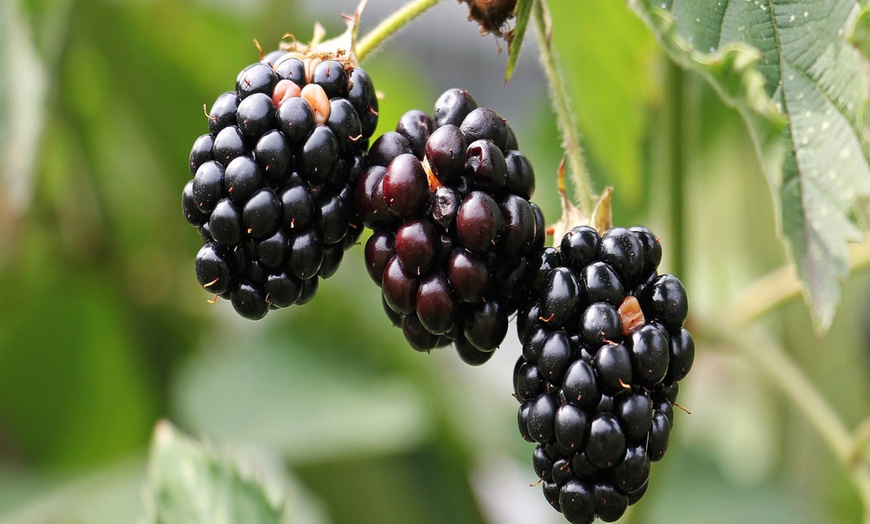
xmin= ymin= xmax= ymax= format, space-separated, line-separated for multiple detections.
xmin=728 ymin=240 xmax=870 ymax=326
xmin=702 ymin=318 xmax=870 ymax=516
xmin=532 ymin=0 xmax=595 ymax=215
xmin=355 ymin=0 xmax=442 ymax=62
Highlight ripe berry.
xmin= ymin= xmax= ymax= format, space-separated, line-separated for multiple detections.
xmin=209 ymin=199 xmax=242 ymax=246
xmin=383 ymin=154 xmax=429 ymax=218
xmin=433 ymin=88 xmax=478 ymax=128
xmin=237 ymin=92 xmax=276 ymax=138
xmin=236 ymin=63 xmax=278 ymax=98
xmin=396 ymin=109 xmax=434 ymax=158
xmin=415 ymin=272 xmax=457 ymax=335
xmin=456 ymin=191 xmax=504 ymax=254
xmin=539 ymin=331 xmax=572 ymax=383
xmin=513 ymin=225 xmax=693 ymax=521
xmin=460 ymin=107 xmax=508 ymax=149
xmin=426 ymin=125 xmax=467 ymax=185
xmin=464 ymin=298 xmax=509 ymax=350
xmin=554 ymin=404 xmax=588 ymax=452
xmin=527 ymin=393 xmax=558 ymax=444
xmin=208 ymin=92 xmax=239 ymax=135
xmin=360 ymin=89 xmax=545 ymax=359
xmin=212 ymin=125 xmax=248 ymax=165
xmin=182 ymin=48 xmax=378 ymax=318
xmin=558 ymin=479 xmax=595 ymax=524
xmin=540 ymin=267 xmax=581 ymax=327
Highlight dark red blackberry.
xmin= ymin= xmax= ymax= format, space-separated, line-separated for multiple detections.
xmin=383 ymin=154 xmax=430 ymax=218
xmin=426 ymin=125 xmax=467 ymax=185
xmin=513 ymin=226 xmax=693 ymax=522
xmin=182 ymin=45 xmax=378 ymax=319
xmin=359 ymin=89 xmax=545 ymax=359
xmin=433 ymin=88 xmax=478 ymax=128
xmin=396 ymin=109 xmax=434 ymax=159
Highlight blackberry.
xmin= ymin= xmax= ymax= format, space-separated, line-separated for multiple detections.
xmin=513 ymin=226 xmax=693 ymax=522
xmin=359 ymin=89 xmax=545 ymax=360
xmin=182 ymin=44 xmax=378 ymax=319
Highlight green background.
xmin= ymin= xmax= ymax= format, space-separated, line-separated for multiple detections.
xmin=0 ymin=0 xmax=868 ymax=522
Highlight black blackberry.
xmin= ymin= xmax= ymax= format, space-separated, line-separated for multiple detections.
xmin=513 ymin=226 xmax=693 ymax=522
xmin=359 ymin=89 xmax=545 ymax=360
xmin=182 ymin=47 xmax=378 ymax=319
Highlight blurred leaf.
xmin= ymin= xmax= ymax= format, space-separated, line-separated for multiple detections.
xmin=0 ymin=269 xmax=156 ymax=466
xmin=631 ymin=0 xmax=870 ymax=333
xmin=548 ymin=0 xmax=659 ymax=208
xmin=296 ymin=445 xmax=487 ymax=524
xmin=1 ymin=0 xmax=51 ymax=254
xmin=146 ymin=421 xmax=285 ymax=524
xmin=0 ymin=459 xmax=146 ymax=524
xmin=173 ymin=329 xmax=430 ymax=463
xmin=645 ymin=449 xmax=828 ymax=524
xmin=505 ymin=0 xmax=534 ymax=82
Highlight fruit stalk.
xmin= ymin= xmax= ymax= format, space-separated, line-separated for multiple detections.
xmin=356 ymin=0 xmax=442 ymax=61
xmin=532 ymin=0 xmax=595 ymax=215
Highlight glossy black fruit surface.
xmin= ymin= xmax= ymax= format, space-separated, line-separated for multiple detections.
xmin=182 ymin=50 xmax=378 ymax=318
xmin=514 ymin=225 xmax=692 ymax=522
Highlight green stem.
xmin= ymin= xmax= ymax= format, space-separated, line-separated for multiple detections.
xmin=356 ymin=0 xmax=442 ymax=62
xmin=728 ymin=240 xmax=870 ymax=326
xmin=702 ymin=318 xmax=870 ymax=517
xmin=532 ymin=0 xmax=595 ymax=214
xmin=666 ymin=61 xmax=686 ymax=279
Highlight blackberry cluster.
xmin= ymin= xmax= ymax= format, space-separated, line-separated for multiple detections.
xmin=182 ymin=50 xmax=379 ymax=319
xmin=358 ymin=89 xmax=545 ymax=363
xmin=513 ymin=226 xmax=694 ymax=523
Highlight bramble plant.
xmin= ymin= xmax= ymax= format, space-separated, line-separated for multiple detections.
xmin=5 ymin=0 xmax=867 ymax=522
xmin=160 ymin=0 xmax=870 ymax=522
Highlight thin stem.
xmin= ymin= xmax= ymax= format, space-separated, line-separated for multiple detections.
xmin=666 ymin=61 xmax=687 ymax=279
xmin=728 ymin=240 xmax=870 ymax=326
xmin=702 ymin=317 xmax=870 ymax=515
xmin=356 ymin=0 xmax=442 ymax=62
xmin=532 ymin=0 xmax=595 ymax=214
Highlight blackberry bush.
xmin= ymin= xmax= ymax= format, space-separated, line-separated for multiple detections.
xmin=514 ymin=225 xmax=693 ymax=523
xmin=183 ymin=41 xmax=378 ymax=319
xmin=359 ymin=88 xmax=546 ymax=363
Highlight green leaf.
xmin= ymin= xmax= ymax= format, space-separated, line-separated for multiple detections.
xmin=505 ymin=0 xmax=534 ymax=81
xmin=146 ymin=421 xmax=286 ymax=524
xmin=0 ymin=270 xmax=157 ymax=466
xmin=546 ymin=0 xmax=660 ymax=210
xmin=630 ymin=0 xmax=870 ymax=333
xmin=172 ymin=331 xmax=430 ymax=463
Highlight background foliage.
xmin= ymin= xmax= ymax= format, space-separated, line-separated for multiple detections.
xmin=1 ymin=0 xmax=869 ymax=522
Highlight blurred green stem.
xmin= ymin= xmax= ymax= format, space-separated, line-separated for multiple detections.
xmin=728 ymin=241 xmax=870 ymax=326
xmin=703 ymin=318 xmax=870 ymax=519
xmin=721 ymin=240 xmax=870 ymax=519
xmin=356 ymin=0 xmax=441 ymax=61
xmin=532 ymin=0 xmax=595 ymax=214
xmin=666 ymin=61 xmax=687 ymax=279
